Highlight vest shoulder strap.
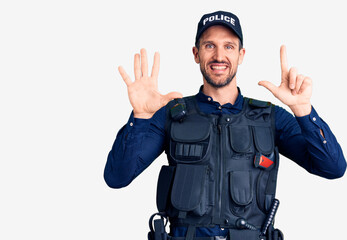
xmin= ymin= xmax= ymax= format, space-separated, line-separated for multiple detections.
xmin=246 ymin=97 xmax=273 ymax=108
xmin=244 ymin=96 xmax=276 ymax=139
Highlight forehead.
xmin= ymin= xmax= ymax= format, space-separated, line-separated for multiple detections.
xmin=200 ymin=25 xmax=239 ymax=43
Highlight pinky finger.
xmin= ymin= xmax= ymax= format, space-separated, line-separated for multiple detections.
xmin=118 ymin=66 xmax=132 ymax=86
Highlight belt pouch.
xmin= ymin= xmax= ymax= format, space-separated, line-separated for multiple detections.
xmin=272 ymin=229 xmax=284 ymax=240
xmin=168 ymin=237 xmax=214 ymax=240
xmin=228 ymin=229 xmax=260 ymax=240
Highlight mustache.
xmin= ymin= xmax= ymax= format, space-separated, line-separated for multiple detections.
xmin=208 ymin=60 xmax=229 ymax=65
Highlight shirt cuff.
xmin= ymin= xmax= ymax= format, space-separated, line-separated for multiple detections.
xmin=295 ymin=106 xmax=323 ymax=131
xmin=125 ymin=111 xmax=151 ymax=132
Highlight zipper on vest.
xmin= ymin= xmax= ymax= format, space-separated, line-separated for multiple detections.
xmin=217 ymin=124 xmax=223 ymax=220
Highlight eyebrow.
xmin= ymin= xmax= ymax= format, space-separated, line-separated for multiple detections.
xmin=201 ymin=40 xmax=237 ymax=46
xmin=201 ymin=41 xmax=214 ymax=45
xmin=224 ymin=41 xmax=237 ymax=46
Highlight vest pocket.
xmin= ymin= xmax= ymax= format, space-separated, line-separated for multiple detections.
xmin=170 ymin=164 xmax=211 ymax=216
xmin=229 ymin=170 xmax=253 ymax=206
xmin=170 ymin=115 xmax=211 ymax=163
xmin=229 ymin=126 xmax=253 ymax=153
xmin=228 ymin=170 xmax=253 ymax=217
xmin=252 ymin=126 xmax=274 ymax=155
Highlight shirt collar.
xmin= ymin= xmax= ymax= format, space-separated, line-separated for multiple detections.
xmin=195 ymin=85 xmax=244 ymax=111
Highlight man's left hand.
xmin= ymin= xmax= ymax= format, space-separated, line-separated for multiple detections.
xmin=258 ymin=45 xmax=312 ymax=117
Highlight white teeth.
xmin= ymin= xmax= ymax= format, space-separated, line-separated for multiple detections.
xmin=211 ymin=66 xmax=227 ymax=70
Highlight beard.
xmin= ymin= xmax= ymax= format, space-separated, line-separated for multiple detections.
xmin=200 ymin=63 xmax=237 ymax=89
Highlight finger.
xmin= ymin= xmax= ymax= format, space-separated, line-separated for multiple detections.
xmin=140 ymin=48 xmax=148 ymax=77
xmin=134 ymin=53 xmax=141 ymax=80
xmin=161 ymin=91 xmax=183 ymax=105
xmin=151 ymin=52 xmax=160 ymax=79
xmin=288 ymin=67 xmax=297 ymax=90
xmin=280 ymin=45 xmax=288 ymax=74
xmin=118 ymin=66 xmax=132 ymax=86
xmin=258 ymin=81 xmax=279 ymax=97
xmin=298 ymin=77 xmax=312 ymax=94
xmin=295 ymin=74 xmax=305 ymax=95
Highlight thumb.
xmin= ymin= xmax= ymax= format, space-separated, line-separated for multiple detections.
xmin=258 ymin=81 xmax=278 ymax=97
xmin=161 ymin=91 xmax=183 ymax=104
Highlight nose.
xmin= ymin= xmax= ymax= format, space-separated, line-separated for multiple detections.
xmin=214 ymin=47 xmax=224 ymax=62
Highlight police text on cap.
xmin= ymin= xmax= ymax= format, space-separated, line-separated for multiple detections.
xmin=203 ymin=14 xmax=235 ymax=26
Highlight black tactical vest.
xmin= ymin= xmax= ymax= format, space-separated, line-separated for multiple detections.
xmin=155 ymin=96 xmax=281 ymax=240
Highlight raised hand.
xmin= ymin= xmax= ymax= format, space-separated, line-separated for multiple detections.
xmin=118 ymin=49 xmax=183 ymax=119
xmin=258 ymin=45 xmax=312 ymax=116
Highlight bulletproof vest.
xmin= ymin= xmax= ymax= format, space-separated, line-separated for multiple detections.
xmin=155 ymin=95 xmax=280 ymax=238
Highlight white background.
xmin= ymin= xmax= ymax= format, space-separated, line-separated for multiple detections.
xmin=1 ymin=0 xmax=346 ymax=239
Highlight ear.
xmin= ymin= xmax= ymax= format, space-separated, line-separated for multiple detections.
xmin=238 ymin=48 xmax=246 ymax=65
xmin=192 ymin=46 xmax=200 ymax=64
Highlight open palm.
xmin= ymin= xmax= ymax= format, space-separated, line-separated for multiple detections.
xmin=118 ymin=49 xmax=182 ymax=119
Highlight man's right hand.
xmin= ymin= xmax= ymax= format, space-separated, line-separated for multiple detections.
xmin=118 ymin=49 xmax=183 ymax=119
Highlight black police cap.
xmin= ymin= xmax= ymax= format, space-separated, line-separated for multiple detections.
xmin=195 ymin=11 xmax=243 ymax=46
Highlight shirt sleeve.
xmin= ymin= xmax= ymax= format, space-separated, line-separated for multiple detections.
xmin=104 ymin=106 xmax=167 ymax=188
xmin=275 ymin=105 xmax=346 ymax=179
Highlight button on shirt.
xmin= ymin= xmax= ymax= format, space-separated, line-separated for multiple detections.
xmin=104 ymin=86 xmax=346 ymax=237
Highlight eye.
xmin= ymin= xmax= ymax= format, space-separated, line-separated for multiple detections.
xmin=226 ymin=45 xmax=234 ymax=50
xmin=206 ymin=44 xmax=214 ymax=49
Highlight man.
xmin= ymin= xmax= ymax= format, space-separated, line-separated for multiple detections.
xmin=104 ymin=11 xmax=346 ymax=240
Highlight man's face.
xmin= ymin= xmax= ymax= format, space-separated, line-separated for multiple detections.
xmin=193 ymin=25 xmax=245 ymax=88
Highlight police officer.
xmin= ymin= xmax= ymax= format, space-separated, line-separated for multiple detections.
xmin=104 ymin=11 xmax=346 ymax=240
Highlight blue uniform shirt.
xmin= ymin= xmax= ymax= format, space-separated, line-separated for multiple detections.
xmin=104 ymin=86 xmax=346 ymax=237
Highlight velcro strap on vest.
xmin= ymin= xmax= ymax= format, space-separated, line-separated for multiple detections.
xmin=178 ymin=211 xmax=187 ymax=219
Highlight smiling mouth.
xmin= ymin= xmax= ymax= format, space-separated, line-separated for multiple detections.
xmin=210 ymin=64 xmax=229 ymax=73
xmin=211 ymin=65 xmax=227 ymax=70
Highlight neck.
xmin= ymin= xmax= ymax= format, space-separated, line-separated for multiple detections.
xmin=202 ymin=78 xmax=239 ymax=105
